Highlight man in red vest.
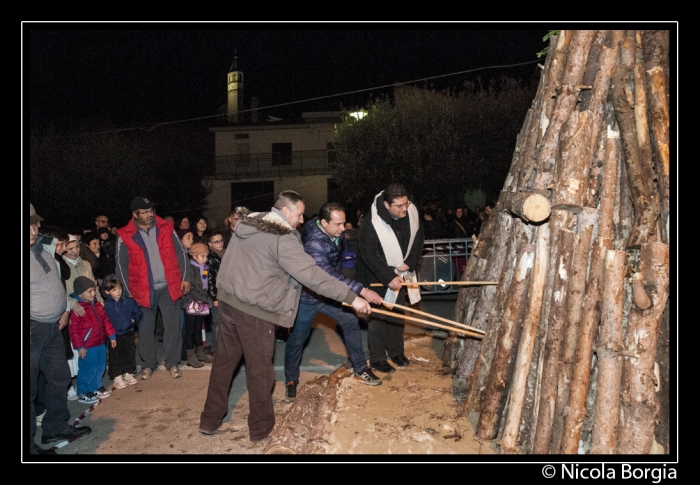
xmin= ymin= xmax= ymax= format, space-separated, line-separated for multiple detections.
xmin=116 ymin=197 xmax=191 ymax=380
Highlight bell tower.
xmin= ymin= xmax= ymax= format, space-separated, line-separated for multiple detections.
xmin=227 ymin=52 xmax=244 ymax=123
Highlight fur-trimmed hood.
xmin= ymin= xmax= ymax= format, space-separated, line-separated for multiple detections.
xmin=235 ymin=207 xmax=293 ymax=238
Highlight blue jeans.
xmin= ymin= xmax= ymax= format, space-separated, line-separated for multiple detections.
xmin=76 ymin=343 xmax=106 ymax=395
xmin=29 ymin=319 xmax=72 ymax=443
xmin=284 ymin=299 xmax=367 ymax=384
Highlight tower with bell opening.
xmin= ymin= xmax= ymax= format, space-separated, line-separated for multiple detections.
xmin=227 ymin=52 xmax=243 ymax=123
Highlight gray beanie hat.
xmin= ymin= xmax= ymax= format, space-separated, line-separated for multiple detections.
xmin=73 ymin=276 xmax=95 ymax=297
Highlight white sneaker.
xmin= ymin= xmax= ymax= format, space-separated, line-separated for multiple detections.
xmin=67 ymin=386 xmax=78 ymax=401
xmin=123 ymin=373 xmax=138 ymax=386
xmin=113 ymin=375 xmax=127 ymax=389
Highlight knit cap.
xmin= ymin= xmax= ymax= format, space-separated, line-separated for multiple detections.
xmin=73 ymin=276 xmax=95 ymax=296
xmin=188 ymin=243 xmax=209 ymax=257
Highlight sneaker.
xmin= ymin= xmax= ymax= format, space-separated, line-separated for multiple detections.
xmin=78 ymin=393 xmax=99 ymax=405
xmin=113 ymin=375 xmax=127 ymax=389
xmin=284 ymin=381 xmax=297 ymax=402
xmin=36 ymin=410 xmax=46 ymax=426
xmin=123 ymin=373 xmax=138 ymax=385
xmin=140 ymin=367 xmax=153 ymax=380
xmin=67 ymin=386 xmax=78 ymax=401
xmin=354 ymin=368 xmax=383 ymax=386
xmin=371 ymin=360 xmax=396 ymax=373
xmin=169 ymin=366 xmax=182 ymax=379
xmin=94 ymin=388 xmax=111 ymax=398
xmin=390 ymin=355 xmax=411 ymax=367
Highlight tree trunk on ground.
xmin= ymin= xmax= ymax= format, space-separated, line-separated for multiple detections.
xmin=265 ymin=367 xmax=351 ymax=454
xmin=617 ymin=242 xmax=669 ymax=454
xmin=590 ymin=250 xmax=627 ymax=454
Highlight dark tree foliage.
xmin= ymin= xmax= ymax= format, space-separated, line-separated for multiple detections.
xmin=28 ymin=120 xmax=213 ymax=233
xmin=332 ymin=77 xmax=536 ymax=207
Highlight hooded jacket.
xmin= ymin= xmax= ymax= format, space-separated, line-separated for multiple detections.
xmin=216 ymin=207 xmax=357 ymax=328
xmin=299 ymin=217 xmax=363 ymax=305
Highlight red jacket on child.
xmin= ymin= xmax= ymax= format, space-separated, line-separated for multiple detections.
xmin=69 ymin=300 xmax=117 ymax=351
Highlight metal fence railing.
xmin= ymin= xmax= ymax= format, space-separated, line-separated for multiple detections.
xmin=215 ymin=150 xmax=332 ymax=179
xmin=417 ymin=238 xmax=474 ymax=294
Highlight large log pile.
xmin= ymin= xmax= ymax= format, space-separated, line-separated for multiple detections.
xmin=444 ymin=30 xmax=671 ymax=455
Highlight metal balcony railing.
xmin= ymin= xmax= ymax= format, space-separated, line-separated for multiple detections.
xmin=215 ymin=150 xmax=334 ymax=179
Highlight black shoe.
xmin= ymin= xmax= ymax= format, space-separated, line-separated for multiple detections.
xmin=285 ymin=381 xmax=297 ymax=402
xmin=371 ymin=361 xmax=396 ymax=373
xmin=30 ymin=442 xmax=56 ymax=455
xmin=390 ymin=355 xmax=410 ymax=367
xmin=41 ymin=425 xmax=92 ymax=445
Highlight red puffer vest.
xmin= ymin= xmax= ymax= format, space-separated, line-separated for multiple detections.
xmin=117 ymin=216 xmax=183 ymax=308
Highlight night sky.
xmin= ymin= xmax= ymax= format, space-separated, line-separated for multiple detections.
xmin=25 ymin=25 xmax=552 ymax=132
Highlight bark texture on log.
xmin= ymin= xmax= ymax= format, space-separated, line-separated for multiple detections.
xmin=265 ymin=367 xmax=352 ymax=454
xmin=452 ymin=29 xmax=670 ymax=456
xmin=535 ymin=30 xmax=595 ymax=190
xmin=550 ymin=208 xmax=597 ymax=454
xmin=618 ymin=242 xmax=669 ymax=454
xmin=531 ymin=210 xmax=576 ymax=454
xmin=503 ymin=191 xmax=551 ymax=223
xmin=500 ymin=224 xmax=550 ymax=454
xmin=590 ymin=250 xmax=627 ymax=454
xmin=612 ymin=31 xmax=660 ymax=247
xmin=559 ymin=241 xmax=609 ymax=454
xmin=476 ymin=240 xmax=534 ymax=439
xmin=464 ymin=218 xmax=526 ymax=412
xmin=641 ymin=30 xmax=670 ymax=245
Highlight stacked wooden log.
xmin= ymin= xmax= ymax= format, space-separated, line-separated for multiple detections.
xmin=444 ymin=30 xmax=671 ymax=455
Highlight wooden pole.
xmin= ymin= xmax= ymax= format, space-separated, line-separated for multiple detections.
xmin=342 ymin=303 xmax=483 ymax=339
xmin=370 ymin=281 xmax=498 ymax=287
xmin=380 ymin=300 xmax=485 ymax=335
xmin=590 ymin=249 xmax=627 ymax=454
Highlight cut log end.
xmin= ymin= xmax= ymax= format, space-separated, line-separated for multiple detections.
xmin=522 ymin=194 xmax=552 ymax=222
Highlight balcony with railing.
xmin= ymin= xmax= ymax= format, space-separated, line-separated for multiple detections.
xmin=215 ymin=150 xmax=335 ymax=179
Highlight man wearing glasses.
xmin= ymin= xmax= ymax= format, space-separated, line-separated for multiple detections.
xmin=115 ymin=197 xmax=191 ymax=380
xmin=355 ymin=183 xmax=424 ymax=374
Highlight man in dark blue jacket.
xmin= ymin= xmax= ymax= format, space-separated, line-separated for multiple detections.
xmin=283 ymin=202 xmax=385 ymax=402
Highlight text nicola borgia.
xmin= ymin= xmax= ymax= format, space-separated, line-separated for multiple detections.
xmin=561 ymin=464 xmax=676 ymax=482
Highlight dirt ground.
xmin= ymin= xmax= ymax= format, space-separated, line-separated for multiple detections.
xmin=42 ymin=332 xmax=496 ymax=461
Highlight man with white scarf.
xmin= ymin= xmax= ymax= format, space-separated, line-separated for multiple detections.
xmin=355 ymin=183 xmax=424 ymax=374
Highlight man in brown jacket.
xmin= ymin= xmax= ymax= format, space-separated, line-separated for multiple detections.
xmin=199 ymin=191 xmax=372 ymax=443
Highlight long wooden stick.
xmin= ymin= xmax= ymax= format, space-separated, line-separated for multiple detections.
xmin=370 ymin=281 xmax=497 ymax=287
xmin=380 ymin=300 xmax=486 ymax=335
xmin=343 ymin=303 xmax=483 ymax=339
